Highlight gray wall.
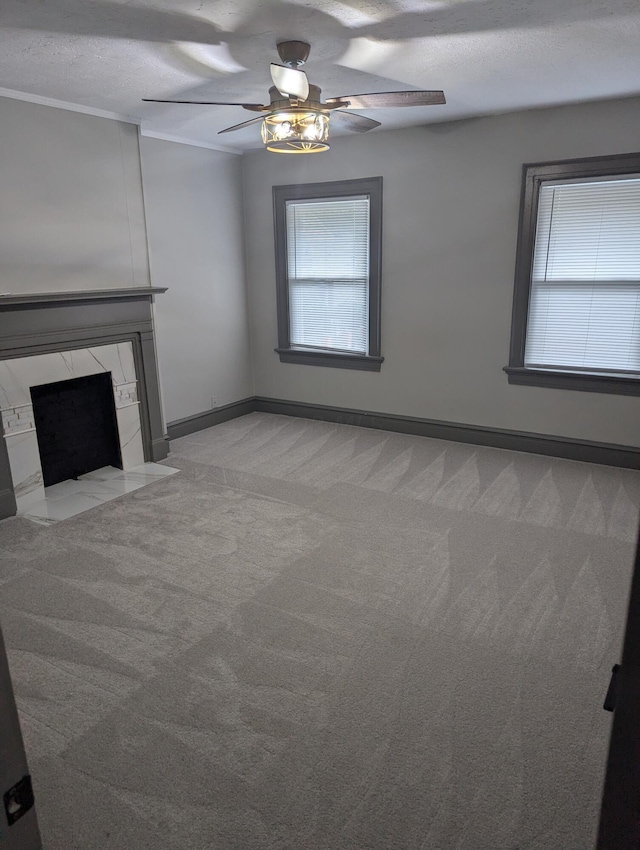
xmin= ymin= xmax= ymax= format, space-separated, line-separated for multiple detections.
xmin=140 ymin=137 xmax=253 ymax=424
xmin=0 ymin=97 xmax=150 ymax=294
xmin=242 ymin=96 xmax=640 ymax=447
xmin=4 ymin=93 xmax=639 ymax=446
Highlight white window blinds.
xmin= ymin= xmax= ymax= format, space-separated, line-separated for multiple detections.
xmin=525 ymin=176 xmax=640 ymax=375
xmin=286 ymin=196 xmax=370 ymax=354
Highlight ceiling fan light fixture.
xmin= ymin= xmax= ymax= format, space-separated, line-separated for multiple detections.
xmin=261 ymin=110 xmax=330 ymax=153
xmin=143 ymin=43 xmax=446 ymax=148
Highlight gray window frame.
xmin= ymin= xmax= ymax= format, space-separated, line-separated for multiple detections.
xmin=505 ymin=151 xmax=640 ymax=396
xmin=273 ymin=177 xmax=383 ymax=371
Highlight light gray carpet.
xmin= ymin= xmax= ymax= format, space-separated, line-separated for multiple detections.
xmin=1 ymin=412 xmax=639 ymax=849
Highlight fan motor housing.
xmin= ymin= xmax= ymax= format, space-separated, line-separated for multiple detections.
xmin=276 ymin=41 xmax=311 ymax=68
xmin=268 ymin=84 xmax=324 ymax=110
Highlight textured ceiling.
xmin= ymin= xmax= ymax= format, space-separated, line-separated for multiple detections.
xmin=2 ymin=0 xmax=640 ymax=151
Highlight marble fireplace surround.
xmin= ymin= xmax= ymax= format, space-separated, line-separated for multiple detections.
xmin=0 ymin=343 xmax=145 ymax=512
xmin=0 ymin=288 xmax=168 ymax=519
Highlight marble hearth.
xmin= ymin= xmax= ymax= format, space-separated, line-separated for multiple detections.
xmin=0 ymin=342 xmax=145 ymax=512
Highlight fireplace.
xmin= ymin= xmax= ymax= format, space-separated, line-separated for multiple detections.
xmin=0 ymin=288 xmax=169 ymax=519
xmin=0 ymin=341 xmax=146 ymax=512
xmin=31 ymin=373 xmax=122 ymax=487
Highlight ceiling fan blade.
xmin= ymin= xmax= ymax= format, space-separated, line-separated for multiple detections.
xmin=334 ymin=110 xmax=381 ymax=133
xmin=270 ymin=64 xmax=309 ymax=101
xmin=326 ymin=91 xmax=446 ymax=109
xmin=218 ymin=115 xmax=265 ymax=135
xmin=142 ymin=99 xmax=267 ymax=112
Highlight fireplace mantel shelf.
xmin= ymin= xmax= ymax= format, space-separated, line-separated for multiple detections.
xmin=0 ymin=287 xmax=168 ymax=309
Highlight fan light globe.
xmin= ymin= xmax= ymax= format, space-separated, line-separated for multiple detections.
xmin=261 ymin=111 xmax=330 ymax=153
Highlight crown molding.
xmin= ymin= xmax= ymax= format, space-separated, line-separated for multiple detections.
xmin=139 ymin=128 xmax=242 ymax=155
xmin=0 ymin=86 xmax=244 ymax=153
xmin=0 ymin=86 xmax=139 ymax=124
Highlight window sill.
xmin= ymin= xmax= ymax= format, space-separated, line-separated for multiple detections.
xmin=275 ymin=348 xmax=384 ymax=372
xmin=504 ymin=366 xmax=640 ymax=396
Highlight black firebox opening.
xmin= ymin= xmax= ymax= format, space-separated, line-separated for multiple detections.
xmin=31 ymin=372 xmax=122 ymax=487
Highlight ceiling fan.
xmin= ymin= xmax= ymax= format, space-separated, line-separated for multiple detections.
xmin=143 ymin=40 xmax=445 ymax=153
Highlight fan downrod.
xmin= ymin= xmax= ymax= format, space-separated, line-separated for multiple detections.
xmin=276 ymin=41 xmax=310 ymax=68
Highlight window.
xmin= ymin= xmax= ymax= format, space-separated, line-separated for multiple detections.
xmin=506 ymin=152 xmax=640 ymax=395
xmin=273 ymin=177 xmax=383 ymax=370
